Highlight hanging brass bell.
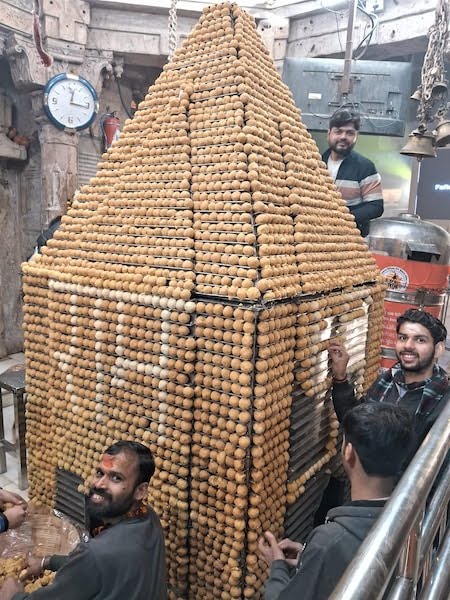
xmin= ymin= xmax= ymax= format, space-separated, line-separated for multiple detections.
xmin=410 ymin=88 xmax=422 ymax=101
xmin=432 ymin=78 xmax=448 ymax=97
xmin=400 ymin=130 xmax=437 ymax=158
xmin=434 ymin=119 xmax=450 ymax=147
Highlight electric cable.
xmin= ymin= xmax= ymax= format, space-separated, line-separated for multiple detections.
xmin=319 ymin=1 xmax=348 ymax=53
xmin=335 ymin=11 xmax=344 ymax=54
xmin=308 ymin=102 xmax=400 ymax=132
xmin=364 ymin=114 xmax=401 ymax=130
xmin=354 ymin=1 xmax=378 ymax=60
xmin=116 ymin=77 xmax=133 ymax=119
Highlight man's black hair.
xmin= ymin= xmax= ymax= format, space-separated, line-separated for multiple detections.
xmin=342 ymin=402 xmax=414 ymax=478
xmin=105 ymin=441 xmax=155 ymax=486
xmin=329 ymin=109 xmax=361 ymax=131
xmin=396 ymin=308 xmax=447 ymax=346
xmin=36 ymin=215 xmax=62 ymax=252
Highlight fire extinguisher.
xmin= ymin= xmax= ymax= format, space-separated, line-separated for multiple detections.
xmin=100 ymin=112 xmax=120 ymax=150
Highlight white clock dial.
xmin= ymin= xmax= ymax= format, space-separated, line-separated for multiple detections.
xmin=44 ymin=74 xmax=99 ymax=131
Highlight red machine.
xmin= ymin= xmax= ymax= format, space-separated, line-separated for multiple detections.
xmin=368 ymin=214 xmax=450 ymax=369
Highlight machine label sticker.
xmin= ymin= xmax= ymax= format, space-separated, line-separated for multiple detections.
xmin=381 ymin=266 xmax=409 ymax=291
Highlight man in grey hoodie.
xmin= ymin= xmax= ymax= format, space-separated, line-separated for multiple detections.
xmin=0 ymin=441 xmax=167 ymax=600
xmin=258 ymin=403 xmax=413 ymax=600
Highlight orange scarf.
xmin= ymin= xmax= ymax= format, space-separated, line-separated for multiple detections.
xmin=91 ymin=503 xmax=148 ymax=537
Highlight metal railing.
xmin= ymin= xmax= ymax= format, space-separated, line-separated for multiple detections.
xmin=329 ymin=395 xmax=450 ymax=600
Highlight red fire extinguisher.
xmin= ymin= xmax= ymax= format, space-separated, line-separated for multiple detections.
xmin=100 ymin=112 xmax=120 ymax=149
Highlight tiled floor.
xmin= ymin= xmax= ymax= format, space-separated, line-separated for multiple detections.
xmin=0 ymin=352 xmax=28 ymax=501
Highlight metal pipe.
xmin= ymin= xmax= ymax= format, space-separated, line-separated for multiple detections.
xmin=386 ymin=577 xmax=415 ymax=600
xmin=419 ymin=459 xmax=450 ymax=567
xmin=397 ymin=511 xmax=422 ymax=581
xmin=418 ymin=525 xmax=450 ymax=600
xmin=329 ymin=397 xmax=450 ymax=600
xmin=408 ymin=159 xmax=420 ymax=214
xmin=386 ymin=512 xmax=422 ymax=600
xmin=341 ymin=0 xmax=358 ymax=97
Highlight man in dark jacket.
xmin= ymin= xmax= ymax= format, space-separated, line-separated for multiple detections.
xmin=322 ymin=109 xmax=383 ymax=237
xmin=330 ymin=308 xmax=448 ymax=451
xmin=258 ymin=403 xmax=413 ymax=600
xmin=0 ymin=441 xmax=167 ymax=600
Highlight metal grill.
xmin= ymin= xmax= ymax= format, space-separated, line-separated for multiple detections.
xmin=284 ymin=473 xmax=330 ymax=542
xmin=55 ymin=468 xmax=86 ymax=527
xmin=78 ymin=148 xmax=101 ymax=187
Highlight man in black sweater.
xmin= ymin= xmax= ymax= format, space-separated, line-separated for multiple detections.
xmin=258 ymin=403 xmax=413 ymax=600
xmin=0 ymin=441 xmax=167 ymax=600
xmin=322 ymin=109 xmax=383 ymax=237
xmin=330 ymin=308 xmax=448 ymax=450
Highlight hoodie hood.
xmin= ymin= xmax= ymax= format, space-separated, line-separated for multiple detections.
xmin=325 ymin=500 xmax=386 ymax=543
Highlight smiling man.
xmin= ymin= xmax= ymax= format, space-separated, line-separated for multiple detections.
xmin=322 ymin=109 xmax=384 ymax=238
xmin=329 ymin=308 xmax=448 ymax=451
xmin=0 ymin=441 xmax=167 ymax=600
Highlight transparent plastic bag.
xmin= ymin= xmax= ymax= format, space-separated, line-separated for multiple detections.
xmin=0 ymin=504 xmax=86 ymax=559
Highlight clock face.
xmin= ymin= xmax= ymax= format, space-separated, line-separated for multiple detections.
xmin=44 ymin=74 xmax=99 ymax=131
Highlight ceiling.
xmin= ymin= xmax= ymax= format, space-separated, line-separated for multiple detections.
xmin=90 ymin=0 xmax=336 ymax=19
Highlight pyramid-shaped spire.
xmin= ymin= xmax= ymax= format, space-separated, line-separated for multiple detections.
xmin=34 ymin=2 xmax=378 ymax=302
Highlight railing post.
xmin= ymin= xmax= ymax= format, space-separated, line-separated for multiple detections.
xmin=418 ymin=526 xmax=450 ymax=600
xmin=419 ymin=459 xmax=450 ymax=576
xmin=388 ymin=510 xmax=424 ymax=600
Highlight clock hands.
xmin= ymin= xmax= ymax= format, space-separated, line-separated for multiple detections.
xmin=70 ymin=99 xmax=90 ymax=109
xmin=67 ymin=84 xmax=90 ymax=108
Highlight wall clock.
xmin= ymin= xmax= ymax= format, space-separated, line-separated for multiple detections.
xmin=43 ymin=73 xmax=99 ymax=132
